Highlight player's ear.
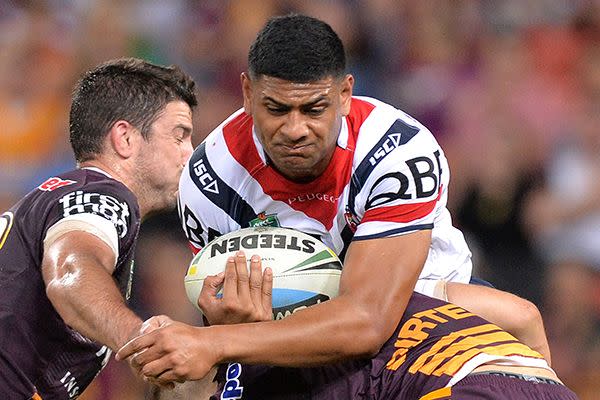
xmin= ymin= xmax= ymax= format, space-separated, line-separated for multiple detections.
xmin=109 ymin=120 xmax=138 ymax=159
xmin=241 ymin=72 xmax=254 ymax=115
xmin=339 ymin=74 xmax=354 ymax=117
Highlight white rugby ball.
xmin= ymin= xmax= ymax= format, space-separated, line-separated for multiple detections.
xmin=185 ymin=226 xmax=342 ymax=320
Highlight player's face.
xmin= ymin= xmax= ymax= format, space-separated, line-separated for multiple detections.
xmin=242 ymin=74 xmax=353 ymax=182
xmin=135 ymin=100 xmax=194 ymax=213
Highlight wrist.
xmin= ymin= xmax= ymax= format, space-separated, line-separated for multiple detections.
xmin=207 ymin=325 xmax=228 ymax=364
xmin=114 ymin=316 xmax=144 ymax=351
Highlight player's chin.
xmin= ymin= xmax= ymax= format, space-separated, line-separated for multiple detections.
xmin=281 ymin=164 xmax=318 ymax=182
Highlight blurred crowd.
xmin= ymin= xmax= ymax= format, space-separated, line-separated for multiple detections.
xmin=1 ymin=0 xmax=599 ymax=398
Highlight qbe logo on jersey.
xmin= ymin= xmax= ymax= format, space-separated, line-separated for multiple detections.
xmin=59 ymin=191 xmax=130 ymax=237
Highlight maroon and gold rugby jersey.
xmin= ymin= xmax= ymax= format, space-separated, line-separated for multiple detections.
xmin=0 ymin=169 xmax=140 ymax=399
xmin=212 ymin=293 xmax=548 ymax=400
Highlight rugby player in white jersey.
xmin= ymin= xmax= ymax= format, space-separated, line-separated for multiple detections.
xmin=118 ymin=14 xmax=551 ymax=390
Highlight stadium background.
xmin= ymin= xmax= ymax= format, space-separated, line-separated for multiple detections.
xmin=1 ymin=1 xmax=598 ymax=398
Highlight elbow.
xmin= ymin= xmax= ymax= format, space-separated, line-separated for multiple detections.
xmin=347 ymin=309 xmax=393 ymax=358
xmin=508 ymin=297 xmax=544 ymax=336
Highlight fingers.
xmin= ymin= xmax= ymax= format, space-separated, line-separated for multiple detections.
xmin=140 ymin=315 xmax=172 ymax=335
xmin=200 ymin=272 xmax=225 ymax=301
xmin=249 ymin=255 xmax=264 ymax=308
xmin=221 ymin=255 xmax=240 ymax=301
xmin=262 ymin=267 xmax=273 ymax=315
xmin=116 ymin=332 xmax=156 ymax=361
xmin=234 ymin=251 xmax=251 ymax=301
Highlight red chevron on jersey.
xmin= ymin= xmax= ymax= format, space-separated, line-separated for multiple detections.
xmin=179 ymin=96 xmax=473 ymax=294
xmin=223 ymin=100 xmax=373 ymax=229
xmin=362 ymin=185 xmax=443 ymax=224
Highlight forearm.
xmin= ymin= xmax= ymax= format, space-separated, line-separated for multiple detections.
xmin=46 ymin=259 xmax=142 ymax=351
xmin=211 ymin=293 xmax=401 ymax=367
xmin=446 ymin=282 xmax=551 ymax=364
xmin=208 ymin=235 xmax=427 ymax=367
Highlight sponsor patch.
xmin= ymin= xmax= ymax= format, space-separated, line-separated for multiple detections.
xmin=221 ymin=363 xmax=244 ymax=399
xmin=249 ymin=212 xmax=280 ymax=228
xmin=39 ymin=177 xmax=77 ymax=192
xmin=59 ymin=191 xmax=130 ymax=238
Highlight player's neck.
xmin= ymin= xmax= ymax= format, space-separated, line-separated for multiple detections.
xmin=79 ymin=159 xmax=137 ymax=196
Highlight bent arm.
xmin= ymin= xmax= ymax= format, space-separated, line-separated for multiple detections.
xmin=446 ymin=282 xmax=551 ymax=365
xmin=213 ymin=230 xmax=431 ymax=366
xmin=42 ymin=231 xmax=143 ymax=351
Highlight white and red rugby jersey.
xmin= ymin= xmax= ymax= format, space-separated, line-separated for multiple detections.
xmin=178 ymin=96 xmax=472 ymax=293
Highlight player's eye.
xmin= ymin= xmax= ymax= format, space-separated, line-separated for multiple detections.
xmin=304 ymin=107 xmax=326 ymax=116
xmin=266 ymin=106 xmax=288 ymax=115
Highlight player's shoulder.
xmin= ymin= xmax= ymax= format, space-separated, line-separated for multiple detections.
xmin=353 ymin=96 xmax=432 ymax=134
xmin=350 ymin=96 xmax=440 ymax=162
xmin=192 ymin=108 xmax=250 ymax=154
xmin=62 ymin=168 xmax=137 ymax=205
xmin=11 ymin=168 xmax=139 ymax=242
xmin=23 ymin=168 xmax=134 ymax=205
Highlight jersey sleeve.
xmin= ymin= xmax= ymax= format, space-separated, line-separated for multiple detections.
xmin=42 ymin=179 xmax=137 ymax=263
xmin=178 ymin=142 xmax=226 ymax=254
xmin=353 ymin=122 xmax=448 ymax=241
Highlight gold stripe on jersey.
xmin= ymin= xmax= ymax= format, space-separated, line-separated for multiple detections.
xmin=0 ymin=212 xmax=14 ymax=250
xmin=409 ymin=325 xmax=513 ymax=373
xmin=431 ymin=343 xmax=544 ymax=376
xmin=408 ymin=324 xmax=544 ymax=376
xmin=418 ymin=386 xmax=451 ymax=400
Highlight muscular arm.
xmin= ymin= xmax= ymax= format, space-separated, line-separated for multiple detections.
xmin=42 ymin=231 xmax=143 ymax=351
xmin=118 ymin=230 xmax=431 ymax=379
xmin=446 ymin=282 xmax=552 ymax=365
xmin=218 ymin=231 xmax=429 ymax=365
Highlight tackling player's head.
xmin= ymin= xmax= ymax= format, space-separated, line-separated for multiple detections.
xmin=69 ymin=57 xmax=197 ymax=163
xmin=248 ymin=14 xmax=346 ymax=83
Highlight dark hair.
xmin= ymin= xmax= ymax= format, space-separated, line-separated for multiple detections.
xmin=69 ymin=57 xmax=197 ymax=162
xmin=248 ymin=14 xmax=346 ymax=82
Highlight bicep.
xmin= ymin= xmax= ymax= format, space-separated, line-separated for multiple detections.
xmin=41 ymin=230 xmax=117 ymax=286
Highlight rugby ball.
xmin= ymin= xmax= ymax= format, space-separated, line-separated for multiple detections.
xmin=185 ymin=227 xmax=342 ymax=320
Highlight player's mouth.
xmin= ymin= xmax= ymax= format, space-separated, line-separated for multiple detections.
xmin=278 ymin=144 xmax=314 ymax=158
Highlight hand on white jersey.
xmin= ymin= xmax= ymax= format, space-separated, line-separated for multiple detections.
xmin=198 ymin=251 xmax=273 ymax=325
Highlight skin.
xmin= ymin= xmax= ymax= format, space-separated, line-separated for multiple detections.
xmin=199 ymin=252 xmax=273 ymax=325
xmin=241 ymin=73 xmax=353 ymax=182
xmin=43 ymin=100 xmax=194 ymax=357
xmin=117 ymin=229 xmax=431 ymax=382
xmin=116 ymin=78 xmax=551 ymax=386
xmin=446 ymin=282 xmax=552 ymax=365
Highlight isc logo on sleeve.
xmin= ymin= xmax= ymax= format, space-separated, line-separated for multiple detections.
xmin=59 ymin=191 xmax=130 ymax=238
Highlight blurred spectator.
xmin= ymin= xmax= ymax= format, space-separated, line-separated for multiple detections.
xmin=2 ymin=1 xmax=599 ymax=399
xmin=524 ymin=95 xmax=600 ymax=384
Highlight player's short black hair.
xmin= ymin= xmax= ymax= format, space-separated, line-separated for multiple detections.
xmin=248 ymin=14 xmax=346 ymax=82
xmin=69 ymin=57 xmax=197 ymax=163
